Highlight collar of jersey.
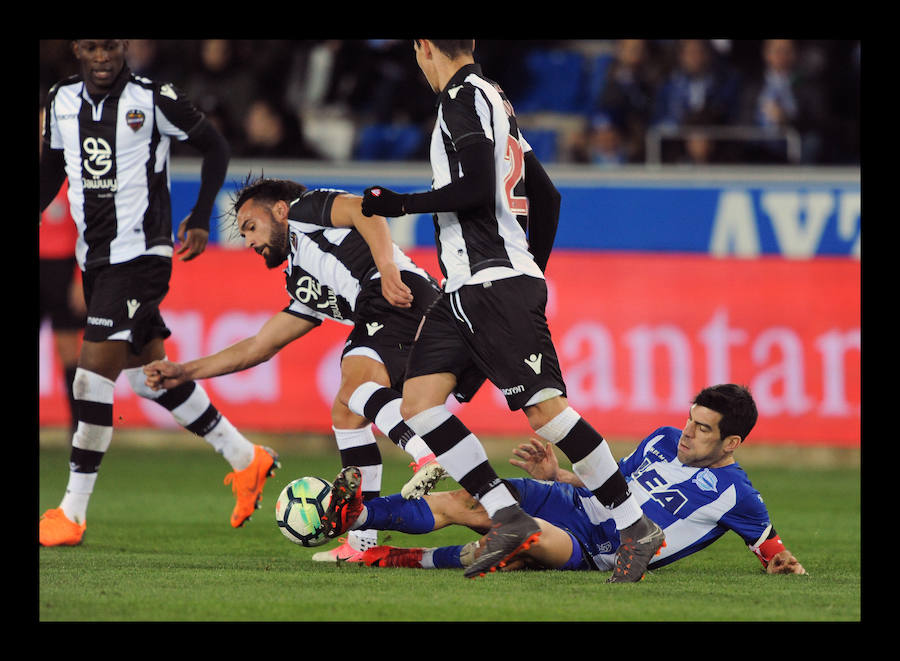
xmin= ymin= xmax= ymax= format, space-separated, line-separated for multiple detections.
xmin=80 ymin=65 xmax=132 ymax=104
xmin=436 ymin=63 xmax=483 ymax=105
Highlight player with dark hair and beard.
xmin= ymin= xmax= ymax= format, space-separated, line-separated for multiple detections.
xmin=144 ymin=175 xmax=484 ymax=562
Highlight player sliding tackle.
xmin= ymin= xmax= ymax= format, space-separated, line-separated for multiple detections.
xmin=322 ymin=384 xmax=807 ymax=579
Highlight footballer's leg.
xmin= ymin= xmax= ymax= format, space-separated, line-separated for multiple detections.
xmin=401 ymin=413 xmax=541 ymax=578
xmin=40 ymin=339 xmax=125 ymax=546
xmin=313 ymin=356 xmax=389 ymax=561
xmin=349 ymin=380 xmax=447 ymax=499
xmin=124 ymin=337 xmax=278 ymax=528
xmin=526 ymin=396 xmax=664 ymax=582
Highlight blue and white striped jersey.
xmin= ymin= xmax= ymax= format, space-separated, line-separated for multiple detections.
xmin=281 ymin=188 xmax=433 ymax=326
xmin=576 ymin=426 xmax=773 ymax=570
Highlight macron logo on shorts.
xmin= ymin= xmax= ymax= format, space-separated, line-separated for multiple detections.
xmin=524 ymin=353 xmax=543 ymax=374
xmin=126 ymin=299 xmax=141 ymax=319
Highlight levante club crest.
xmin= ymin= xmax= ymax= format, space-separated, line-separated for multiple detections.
xmin=126 ymin=109 xmax=145 ymax=132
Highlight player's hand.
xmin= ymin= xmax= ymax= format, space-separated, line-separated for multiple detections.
xmin=361 ymin=186 xmax=407 ymax=218
xmin=379 ymin=263 xmax=413 ymax=308
xmin=509 ymin=437 xmax=559 ymax=481
xmin=766 ymin=550 xmax=807 ymax=575
xmin=143 ymin=359 xmax=187 ymax=391
xmin=176 ymin=218 xmax=209 ymax=261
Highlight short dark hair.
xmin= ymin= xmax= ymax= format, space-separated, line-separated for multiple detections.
xmin=232 ymin=174 xmax=307 ymax=215
xmin=693 ymin=384 xmax=758 ymax=443
xmin=223 ymin=174 xmax=307 ymax=241
xmin=417 ymin=39 xmax=475 ymax=59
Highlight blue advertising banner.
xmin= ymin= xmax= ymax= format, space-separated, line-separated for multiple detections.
xmin=170 ymin=161 xmax=860 ymax=258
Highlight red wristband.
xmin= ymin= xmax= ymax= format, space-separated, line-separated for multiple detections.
xmin=751 ymin=534 xmax=785 ymax=567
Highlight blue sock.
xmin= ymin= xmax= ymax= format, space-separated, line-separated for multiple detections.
xmin=360 ymin=493 xmax=435 ymax=534
xmin=430 ymin=545 xmax=464 ymax=569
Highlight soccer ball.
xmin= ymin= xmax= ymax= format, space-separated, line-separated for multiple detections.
xmin=275 ymin=476 xmax=332 ymax=547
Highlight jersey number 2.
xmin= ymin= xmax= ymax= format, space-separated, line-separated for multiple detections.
xmin=504 ymin=136 xmax=529 ymax=216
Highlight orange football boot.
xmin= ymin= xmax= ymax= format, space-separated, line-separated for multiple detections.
xmin=224 ymin=445 xmax=280 ymax=528
xmin=39 ymin=508 xmax=86 ymax=547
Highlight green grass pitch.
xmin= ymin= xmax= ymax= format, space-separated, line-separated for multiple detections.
xmin=38 ymin=430 xmax=860 ymax=622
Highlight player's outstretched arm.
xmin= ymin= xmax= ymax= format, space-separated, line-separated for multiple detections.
xmin=143 ymin=311 xmax=313 ymax=390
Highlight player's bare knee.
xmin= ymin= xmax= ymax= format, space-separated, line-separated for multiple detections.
xmin=523 ymin=393 xmax=569 ymax=430
xmin=330 ymin=397 xmax=367 ymax=429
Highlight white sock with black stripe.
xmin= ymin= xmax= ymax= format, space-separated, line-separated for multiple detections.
xmin=59 ymin=368 xmax=115 ymax=524
xmin=405 ymin=405 xmax=516 ymax=518
xmin=535 ymin=406 xmax=642 ymax=530
xmin=124 ymin=366 xmax=255 ymax=470
xmin=348 ymin=381 xmax=434 ymax=464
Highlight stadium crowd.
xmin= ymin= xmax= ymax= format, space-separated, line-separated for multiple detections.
xmin=39 ymin=39 xmax=860 ymax=166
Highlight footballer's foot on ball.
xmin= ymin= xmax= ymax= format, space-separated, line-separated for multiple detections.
xmin=320 ymin=466 xmax=364 ymax=539
xmin=361 ymin=545 xmax=425 ymax=568
xmin=224 ymin=445 xmax=280 ymax=529
xmin=401 ymin=454 xmax=448 ymax=500
xmin=463 ymin=504 xmax=541 ymax=579
xmin=39 ymin=508 xmax=86 ymax=547
xmin=606 ymin=514 xmax=666 ymax=583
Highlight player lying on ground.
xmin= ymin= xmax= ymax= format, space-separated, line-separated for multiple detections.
xmin=326 ymin=384 xmax=806 ymax=577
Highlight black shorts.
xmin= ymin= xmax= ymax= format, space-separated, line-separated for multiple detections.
xmin=81 ymin=256 xmax=172 ymax=354
xmin=406 ymin=275 xmax=565 ymax=410
xmin=39 ymin=256 xmax=85 ymax=332
xmin=341 ymin=270 xmax=441 ymax=391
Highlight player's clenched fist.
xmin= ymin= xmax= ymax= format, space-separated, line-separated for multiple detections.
xmin=143 ymin=359 xmax=187 ymax=391
xmin=362 ymin=186 xmax=407 ymax=218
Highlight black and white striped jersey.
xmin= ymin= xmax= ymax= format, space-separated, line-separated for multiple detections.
xmin=43 ymin=69 xmax=205 ymax=271
xmin=428 ymin=63 xmax=544 ymax=293
xmin=282 ymin=189 xmax=434 ymax=326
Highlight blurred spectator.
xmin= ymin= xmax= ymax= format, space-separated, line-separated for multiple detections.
xmin=39 ymin=40 xmax=78 ymax=100
xmin=237 ymin=97 xmax=323 ymax=159
xmin=575 ymin=115 xmax=626 ymax=166
xmin=185 ymin=40 xmax=259 ymax=148
xmin=236 ymin=40 xmax=309 ymax=106
xmin=125 ymin=39 xmax=180 ymax=84
xmin=579 ymin=39 xmax=662 ymax=163
xmin=284 ymin=40 xmax=339 ymax=113
xmin=675 ymin=122 xmax=724 ymax=165
xmin=38 ymin=39 xmax=859 ymax=167
xmin=650 ymin=39 xmax=742 ymax=163
xmin=683 ymin=130 xmax=715 ymax=164
xmin=826 ymin=40 xmax=859 ymax=164
xmin=300 ymin=40 xmax=434 ymax=124
xmin=653 ymin=39 xmax=742 ymax=126
xmin=739 ymin=39 xmax=830 ymax=164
